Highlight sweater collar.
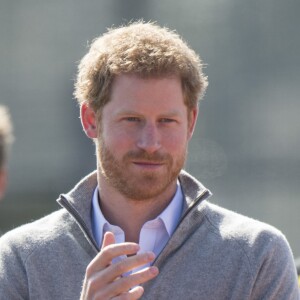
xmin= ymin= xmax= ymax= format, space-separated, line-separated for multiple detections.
xmin=57 ymin=170 xmax=211 ymax=249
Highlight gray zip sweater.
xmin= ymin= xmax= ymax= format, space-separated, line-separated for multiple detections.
xmin=0 ymin=171 xmax=299 ymax=299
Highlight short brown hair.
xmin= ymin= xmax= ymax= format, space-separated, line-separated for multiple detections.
xmin=74 ymin=21 xmax=208 ymax=113
xmin=0 ymin=105 xmax=13 ymax=169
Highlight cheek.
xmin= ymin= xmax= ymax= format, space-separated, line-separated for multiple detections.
xmin=161 ymin=130 xmax=189 ymax=151
xmin=102 ymin=127 xmax=135 ymax=150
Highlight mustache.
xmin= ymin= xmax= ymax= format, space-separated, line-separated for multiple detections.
xmin=124 ymin=150 xmax=172 ymax=162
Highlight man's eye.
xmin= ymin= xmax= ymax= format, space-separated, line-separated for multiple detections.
xmin=126 ymin=117 xmax=140 ymax=122
xmin=160 ymin=118 xmax=175 ymax=123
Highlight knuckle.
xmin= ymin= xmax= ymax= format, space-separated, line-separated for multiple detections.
xmin=99 ymin=247 xmax=111 ymax=259
xmin=85 ymin=263 xmax=95 ymax=277
xmin=114 ymin=262 xmax=126 ymax=274
xmin=86 ymin=277 xmax=98 ymax=294
xmin=100 ymin=244 xmax=118 ymax=261
xmin=137 ymin=254 xmax=148 ymax=264
xmin=128 ymin=270 xmax=152 ymax=285
xmin=123 ymin=276 xmax=139 ymax=289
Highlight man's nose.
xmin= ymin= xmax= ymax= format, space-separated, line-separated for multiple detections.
xmin=136 ymin=122 xmax=161 ymax=153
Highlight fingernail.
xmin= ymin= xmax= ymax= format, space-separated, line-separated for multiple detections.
xmin=150 ymin=266 xmax=159 ymax=275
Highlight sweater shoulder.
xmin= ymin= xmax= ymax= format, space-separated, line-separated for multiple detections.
xmin=203 ymin=202 xmax=284 ymax=241
xmin=0 ymin=209 xmax=71 ymax=258
xmin=202 ymin=202 xmax=293 ymax=270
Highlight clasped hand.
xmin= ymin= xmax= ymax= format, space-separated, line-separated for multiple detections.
xmin=80 ymin=232 xmax=159 ymax=299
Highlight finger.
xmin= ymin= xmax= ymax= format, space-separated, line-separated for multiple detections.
xmin=103 ymin=266 xmax=159 ymax=298
xmin=87 ymin=243 xmax=140 ymax=275
xmin=86 ymin=252 xmax=157 ymax=297
xmin=101 ymin=251 xmax=156 ymax=283
xmin=101 ymin=231 xmax=116 ymax=249
xmin=113 ymin=286 xmax=144 ymax=300
xmin=127 ymin=286 xmax=144 ymax=299
xmin=100 ymin=242 xmax=140 ymax=265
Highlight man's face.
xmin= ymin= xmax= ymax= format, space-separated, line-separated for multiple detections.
xmin=96 ymin=74 xmax=197 ymax=200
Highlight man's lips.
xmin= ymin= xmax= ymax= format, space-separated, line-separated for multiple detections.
xmin=132 ymin=160 xmax=164 ymax=167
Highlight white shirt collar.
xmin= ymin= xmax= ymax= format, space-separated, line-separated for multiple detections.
xmin=91 ymin=181 xmax=184 ymax=248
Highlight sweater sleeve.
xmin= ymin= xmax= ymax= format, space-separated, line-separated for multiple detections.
xmin=0 ymin=232 xmax=29 ymax=300
xmin=250 ymin=231 xmax=300 ymax=300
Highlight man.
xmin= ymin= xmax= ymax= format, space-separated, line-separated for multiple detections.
xmin=0 ymin=21 xmax=299 ymax=299
xmin=0 ymin=105 xmax=13 ymax=201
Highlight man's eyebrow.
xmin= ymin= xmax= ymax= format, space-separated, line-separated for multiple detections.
xmin=114 ymin=110 xmax=183 ymax=117
xmin=114 ymin=110 xmax=143 ymax=116
xmin=160 ymin=110 xmax=182 ymax=116
xmin=115 ymin=108 xmax=182 ymax=115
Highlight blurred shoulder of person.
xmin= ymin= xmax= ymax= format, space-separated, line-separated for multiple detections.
xmin=0 ymin=105 xmax=14 ymax=201
xmin=295 ymin=257 xmax=300 ymax=287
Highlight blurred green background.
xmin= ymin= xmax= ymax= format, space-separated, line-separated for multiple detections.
xmin=0 ymin=0 xmax=299 ymax=258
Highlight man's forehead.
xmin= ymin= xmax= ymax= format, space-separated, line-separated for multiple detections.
xmin=111 ymin=73 xmax=182 ymax=87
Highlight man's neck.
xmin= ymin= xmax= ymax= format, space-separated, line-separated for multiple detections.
xmin=97 ymin=175 xmax=177 ymax=243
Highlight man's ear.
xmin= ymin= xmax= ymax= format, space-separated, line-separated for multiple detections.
xmin=80 ymin=103 xmax=98 ymax=139
xmin=187 ymin=106 xmax=199 ymax=140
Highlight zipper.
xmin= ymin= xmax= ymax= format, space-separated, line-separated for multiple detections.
xmin=57 ymin=196 xmax=99 ymax=253
xmin=150 ymin=188 xmax=211 ymax=267
xmin=177 ymin=189 xmax=211 ymax=227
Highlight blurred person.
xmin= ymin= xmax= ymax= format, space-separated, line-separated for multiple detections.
xmin=296 ymin=257 xmax=300 ymax=287
xmin=0 ymin=21 xmax=299 ymax=299
xmin=0 ymin=105 xmax=13 ymax=201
